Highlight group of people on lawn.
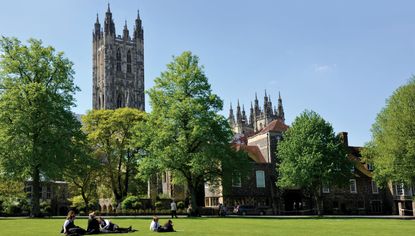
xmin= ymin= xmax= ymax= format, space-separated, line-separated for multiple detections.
xmin=62 ymin=211 xmax=175 ymax=235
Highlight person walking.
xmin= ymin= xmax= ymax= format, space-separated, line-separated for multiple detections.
xmin=170 ymin=199 xmax=178 ymax=218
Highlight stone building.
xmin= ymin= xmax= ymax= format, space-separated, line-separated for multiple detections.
xmin=92 ymin=4 xmax=145 ymax=110
xmin=228 ymin=91 xmax=285 ymax=135
xmin=206 ymin=93 xmax=400 ymax=215
xmin=24 ymin=180 xmax=70 ymax=215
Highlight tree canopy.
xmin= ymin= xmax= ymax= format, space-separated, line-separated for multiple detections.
xmin=141 ymin=51 xmax=248 ymax=214
xmin=0 ymin=36 xmax=81 ymax=217
xmin=363 ymin=77 xmax=415 ymax=186
xmin=277 ymin=110 xmax=351 ymax=215
xmin=82 ymin=107 xmax=146 ymax=208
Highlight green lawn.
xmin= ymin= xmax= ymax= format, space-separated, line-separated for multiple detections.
xmin=0 ymin=217 xmax=414 ymax=236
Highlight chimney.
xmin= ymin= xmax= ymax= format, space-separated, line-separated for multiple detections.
xmin=339 ymin=132 xmax=348 ymax=147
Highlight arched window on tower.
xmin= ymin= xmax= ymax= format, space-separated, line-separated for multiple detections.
xmin=116 ymin=93 xmax=123 ymax=108
xmin=101 ymin=94 xmax=105 ymax=109
xmin=127 ymin=50 xmax=132 ymax=73
xmin=116 ymin=48 xmax=121 ymax=72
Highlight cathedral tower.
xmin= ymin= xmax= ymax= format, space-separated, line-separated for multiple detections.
xmin=93 ymin=5 xmax=145 ymax=110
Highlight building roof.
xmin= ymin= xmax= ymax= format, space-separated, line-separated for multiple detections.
xmin=234 ymin=144 xmax=267 ymax=163
xmin=347 ymin=147 xmax=373 ymax=178
xmin=258 ymin=119 xmax=289 ymax=134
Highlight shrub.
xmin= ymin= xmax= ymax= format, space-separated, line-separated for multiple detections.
xmin=155 ymin=201 xmax=163 ymax=210
xmin=1 ymin=197 xmax=30 ymax=215
xmin=122 ymin=196 xmax=141 ymax=212
xmin=177 ymin=201 xmax=185 ymax=210
xmin=40 ymin=201 xmax=52 ymax=215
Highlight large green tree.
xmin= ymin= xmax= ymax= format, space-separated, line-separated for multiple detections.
xmin=277 ymin=110 xmax=351 ymax=215
xmin=141 ymin=51 xmax=248 ymax=214
xmin=363 ymin=77 xmax=415 ymax=186
xmin=82 ymin=107 xmax=146 ymax=209
xmin=0 ymin=37 xmax=81 ymax=217
xmin=63 ymin=139 xmax=100 ymax=213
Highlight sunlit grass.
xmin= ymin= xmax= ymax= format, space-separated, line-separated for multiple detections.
xmin=0 ymin=217 xmax=414 ymax=236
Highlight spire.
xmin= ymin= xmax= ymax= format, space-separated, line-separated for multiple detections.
xmin=263 ymin=90 xmax=269 ymax=116
xmin=242 ymin=105 xmax=247 ymax=124
xmin=123 ymin=20 xmax=130 ymax=40
xmin=94 ymin=13 xmax=101 ymax=38
xmin=228 ymin=102 xmax=235 ymax=126
xmin=249 ymin=102 xmax=254 ymax=127
xmin=134 ymin=9 xmax=143 ymax=40
xmin=254 ymin=92 xmax=259 ymax=116
xmin=236 ymin=99 xmax=242 ymax=124
xmin=277 ymin=91 xmax=285 ymax=123
xmin=104 ymin=4 xmax=115 ymax=36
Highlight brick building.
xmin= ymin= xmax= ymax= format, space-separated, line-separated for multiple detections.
xmin=206 ymin=93 xmax=409 ymax=215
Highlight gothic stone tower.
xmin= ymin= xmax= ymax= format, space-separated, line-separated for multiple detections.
xmin=93 ymin=5 xmax=145 ymax=110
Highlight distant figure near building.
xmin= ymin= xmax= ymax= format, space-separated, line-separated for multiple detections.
xmin=92 ymin=4 xmax=145 ymax=110
xmin=170 ymin=200 xmax=178 ymax=218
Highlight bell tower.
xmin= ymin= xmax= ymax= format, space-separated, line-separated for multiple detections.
xmin=92 ymin=5 xmax=145 ymax=110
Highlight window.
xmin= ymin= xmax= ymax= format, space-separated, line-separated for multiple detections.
xmin=116 ymin=94 xmax=123 ymax=108
xmin=367 ymin=163 xmax=373 ymax=171
xmin=232 ymin=173 xmax=241 ymax=187
xmin=127 ymin=50 xmax=132 ymax=73
xmin=350 ymin=179 xmax=357 ymax=193
xmin=256 ymin=170 xmax=265 ymax=188
xmin=116 ymin=48 xmax=121 ymax=72
xmin=395 ymin=183 xmax=404 ymax=196
xmin=205 ymin=197 xmax=219 ymax=207
xmin=25 ymin=185 xmax=32 ymax=198
xmin=46 ymin=186 xmax=51 ymax=199
xmin=371 ymin=181 xmax=379 ymax=194
xmin=322 ymin=185 xmax=330 ymax=193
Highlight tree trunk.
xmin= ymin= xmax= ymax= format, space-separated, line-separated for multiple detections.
xmin=81 ymin=188 xmax=89 ymax=213
xmin=314 ymin=190 xmax=323 ymax=216
xmin=31 ymin=165 xmax=41 ymax=217
xmin=188 ymin=183 xmax=199 ymax=216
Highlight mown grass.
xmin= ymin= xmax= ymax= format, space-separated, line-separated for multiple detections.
xmin=0 ymin=217 xmax=414 ymax=236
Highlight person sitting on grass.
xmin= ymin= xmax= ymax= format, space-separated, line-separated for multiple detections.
xmin=61 ymin=210 xmax=86 ymax=235
xmin=98 ymin=216 xmax=133 ymax=233
xmin=161 ymin=220 xmax=175 ymax=232
xmin=150 ymin=216 xmax=161 ymax=232
xmin=150 ymin=217 xmax=176 ymax=233
xmin=86 ymin=212 xmax=100 ymax=234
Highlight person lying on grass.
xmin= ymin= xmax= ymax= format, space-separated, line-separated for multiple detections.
xmin=98 ymin=216 xmax=134 ymax=233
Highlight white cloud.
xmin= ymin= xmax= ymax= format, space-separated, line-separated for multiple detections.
xmin=314 ymin=64 xmax=337 ymax=72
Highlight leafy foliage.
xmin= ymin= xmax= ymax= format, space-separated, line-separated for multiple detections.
xmin=277 ymin=110 xmax=351 ymax=214
xmin=363 ymin=77 xmax=415 ymax=186
xmin=82 ymin=108 xmax=146 ymax=208
xmin=121 ymin=196 xmax=141 ymax=211
xmin=140 ymin=51 xmax=249 ymax=214
xmin=0 ymin=37 xmax=81 ymax=217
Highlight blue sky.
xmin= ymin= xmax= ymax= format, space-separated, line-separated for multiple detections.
xmin=1 ymin=0 xmax=414 ymax=146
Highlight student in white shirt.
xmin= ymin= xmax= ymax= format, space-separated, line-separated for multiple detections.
xmin=149 ymin=216 xmax=160 ymax=231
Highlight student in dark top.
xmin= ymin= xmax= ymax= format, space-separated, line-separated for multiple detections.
xmin=61 ymin=210 xmax=86 ymax=235
xmin=162 ymin=220 xmax=175 ymax=232
xmin=98 ymin=217 xmax=133 ymax=233
xmin=86 ymin=212 xmax=100 ymax=234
